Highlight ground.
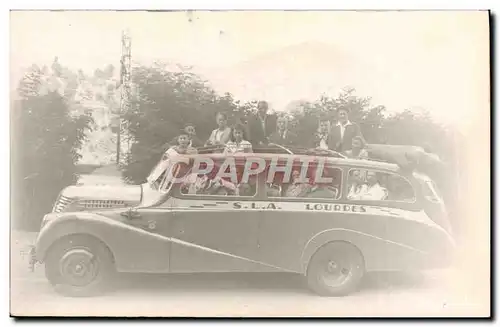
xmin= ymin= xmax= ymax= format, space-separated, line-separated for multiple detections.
xmin=10 ymin=230 xmax=488 ymax=318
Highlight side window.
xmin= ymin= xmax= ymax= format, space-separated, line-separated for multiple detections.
xmin=347 ymin=168 xmax=415 ymax=202
xmin=266 ymin=165 xmax=343 ymax=200
xmin=179 ymin=159 xmax=257 ymax=197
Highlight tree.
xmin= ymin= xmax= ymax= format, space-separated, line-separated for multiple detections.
xmin=11 ymin=66 xmax=93 ymax=231
xmin=17 ymin=64 xmax=43 ymax=98
xmin=382 ymin=109 xmax=455 ymax=161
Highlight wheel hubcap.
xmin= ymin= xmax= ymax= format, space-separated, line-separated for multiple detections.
xmin=59 ymin=248 xmax=99 ymax=287
xmin=321 ymin=258 xmax=352 ymax=287
xmin=327 ymin=261 xmax=338 ymax=272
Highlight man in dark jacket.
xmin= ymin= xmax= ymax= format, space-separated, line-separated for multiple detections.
xmin=329 ymin=107 xmax=364 ymax=152
xmin=310 ymin=117 xmax=334 ymax=150
xmin=248 ymin=101 xmax=277 ymax=147
xmin=268 ymin=115 xmax=297 ymax=146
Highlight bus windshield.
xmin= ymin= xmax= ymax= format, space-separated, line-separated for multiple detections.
xmin=146 ymin=154 xmax=180 ymax=193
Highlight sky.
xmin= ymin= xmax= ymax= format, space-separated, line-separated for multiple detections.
xmin=10 ymin=10 xmax=490 ymax=132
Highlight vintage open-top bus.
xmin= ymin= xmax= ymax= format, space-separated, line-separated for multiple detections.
xmin=29 ymin=145 xmax=455 ymax=297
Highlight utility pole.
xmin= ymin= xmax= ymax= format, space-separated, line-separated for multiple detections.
xmin=117 ymin=29 xmax=132 ymax=165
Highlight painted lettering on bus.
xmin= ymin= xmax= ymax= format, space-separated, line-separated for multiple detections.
xmin=305 ymin=203 xmax=366 ymax=213
xmin=233 ymin=202 xmax=279 ymax=210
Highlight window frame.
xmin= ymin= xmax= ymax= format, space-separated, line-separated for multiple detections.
xmin=345 ymin=167 xmax=418 ymax=205
xmin=174 ymin=157 xmax=260 ymax=201
xmin=264 ymin=163 xmax=344 ymax=203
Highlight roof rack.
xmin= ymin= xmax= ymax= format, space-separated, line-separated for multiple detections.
xmin=267 ymin=143 xmax=294 ymax=155
xmin=194 ymin=143 xmax=348 ymax=159
xmin=364 ymin=144 xmax=446 ymax=173
xmin=361 ymin=157 xmax=393 ymax=164
xmin=267 ymin=145 xmax=347 ymax=159
xmin=196 ymin=145 xmax=225 ymax=154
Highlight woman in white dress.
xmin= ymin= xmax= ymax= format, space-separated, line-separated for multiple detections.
xmin=223 ymin=124 xmax=253 ymax=155
xmin=347 ymin=169 xmax=368 ymax=200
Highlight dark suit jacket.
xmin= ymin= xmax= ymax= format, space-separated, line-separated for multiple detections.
xmin=329 ymin=122 xmax=363 ymax=152
xmin=248 ymin=113 xmax=277 ymax=146
xmin=268 ymin=130 xmax=297 ymax=147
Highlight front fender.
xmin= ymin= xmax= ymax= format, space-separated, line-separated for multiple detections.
xmin=35 ymin=212 xmax=171 ymax=273
xmin=300 ymin=228 xmax=429 ymax=273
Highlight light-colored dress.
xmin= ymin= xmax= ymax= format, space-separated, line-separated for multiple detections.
xmin=207 ymin=127 xmax=232 ymax=145
xmin=359 ymin=183 xmax=388 ymax=200
xmin=344 ymin=149 xmax=369 ymax=159
xmin=223 ymin=140 xmax=253 ymax=154
xmin=347 ymin=184 xmax=368 ymax=200
xmin=286 ymin=183 xmax=312 ymax=198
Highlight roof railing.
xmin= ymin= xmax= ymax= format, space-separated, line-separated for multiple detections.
xmin=194 ymin=143 xmax=349 ymax=158
xmin=267 ymin=143 xmax=294 ymax=155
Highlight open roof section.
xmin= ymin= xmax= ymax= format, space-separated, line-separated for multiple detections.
xmin=180 ymin=144 xmax=403 ymax=172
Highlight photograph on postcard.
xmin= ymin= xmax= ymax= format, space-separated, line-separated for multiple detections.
xmin=9 ymin=10 xmax=490 ymax=317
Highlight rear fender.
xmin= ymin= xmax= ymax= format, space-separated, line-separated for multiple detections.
xmin=35 ymin=213 xmax=171 ymax=273
xmin=300 ymin=228 xmax=429 ymax=273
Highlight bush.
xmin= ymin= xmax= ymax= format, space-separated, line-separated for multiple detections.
xmin=11 ymin=66 xmax=92 ymax=231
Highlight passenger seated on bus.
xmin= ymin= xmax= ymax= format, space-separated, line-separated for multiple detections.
xmin=347 ymin=169 xmax=368 ymax=200
xmin=210 ymin=178 xmax=239 ymax=196
xmin=285 ymin=170 xmax=312 ymax=197
xmin=168 ymin=123 xmax=203 ymax=149
xmin=181 ymin=173 xmax=237 ymax=196
xmin=306 ymin=184 xmax=339 ymax=199
xmin=163 ymin=133 xmax=198 ymax=160
xmin=358 ymin=171 xmax=388 ymax=201
xmin=205 ymin=112 xmax=232 ymax=147
xmin=237 ymin=176 xmax=257 ymax=196
xmin=181 ymin=173 xmax=208 ymax=194
xmin=223 ymin=124 xmax=253 ymax=155
xmin=265 ymin=183 xmax=282 ymax=197
xmin=344 ymin=136 xmax=369 ymax=160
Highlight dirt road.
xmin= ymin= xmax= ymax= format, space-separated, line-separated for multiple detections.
xmin=10 ymin=231 xmax=487 ymax=318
